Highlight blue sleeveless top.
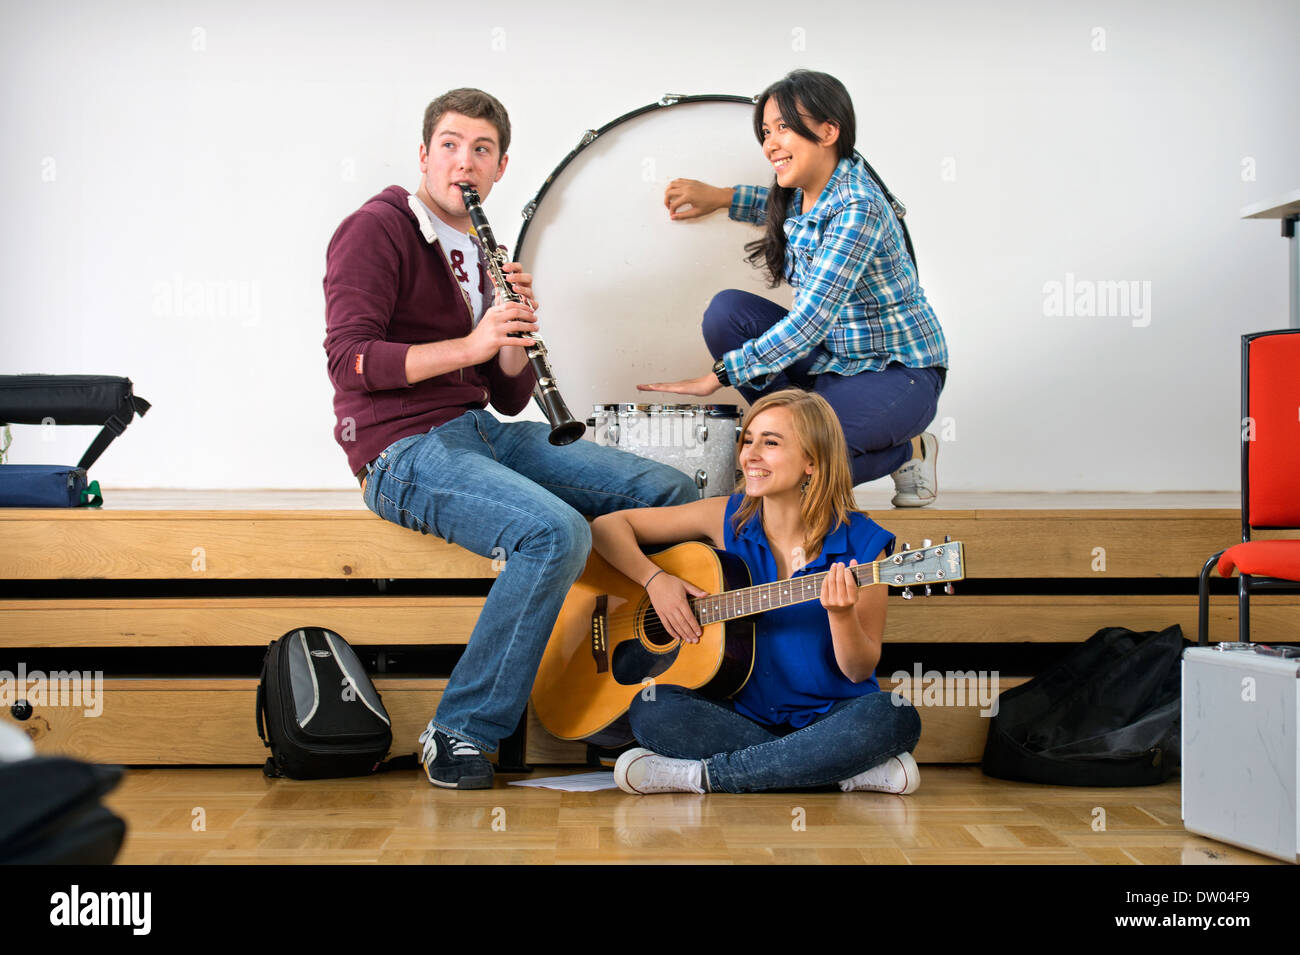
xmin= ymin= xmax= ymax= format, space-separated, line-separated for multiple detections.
xmin=723 ymin=493 xmax=896 ymax=728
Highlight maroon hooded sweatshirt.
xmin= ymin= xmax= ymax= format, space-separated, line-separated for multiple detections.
xmin=322 ymin=186 xmax=537 ymax=478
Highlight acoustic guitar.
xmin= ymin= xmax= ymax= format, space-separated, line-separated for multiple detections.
xmin=531 ymin=538 xmax=965 ymax=743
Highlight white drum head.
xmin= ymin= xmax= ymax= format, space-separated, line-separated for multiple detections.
xmin=511 ymin=99 xmax=793 ymax=421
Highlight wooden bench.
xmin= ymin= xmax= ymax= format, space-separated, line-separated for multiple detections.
xmin=2 ymin=489 xmax=1293 ymax=767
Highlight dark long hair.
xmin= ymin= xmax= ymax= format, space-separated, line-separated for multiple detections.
xmin=744 ymin=71 xmax=857 ymax=287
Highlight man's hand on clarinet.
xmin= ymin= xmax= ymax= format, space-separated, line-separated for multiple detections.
xmin=499 ymin=261 xmax=538 ymax=310
xmin=464 ymin=297 xmax=537 ymax=366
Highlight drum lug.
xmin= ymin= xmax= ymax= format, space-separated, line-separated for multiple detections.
xmin=589 ymin=401 xmax=740 ymax=500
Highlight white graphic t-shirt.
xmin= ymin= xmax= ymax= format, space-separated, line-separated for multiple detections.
xmin=416 ymin=197 xmax=489 ymax=325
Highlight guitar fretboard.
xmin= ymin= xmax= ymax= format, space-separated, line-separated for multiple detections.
xmin=690 ymin=561 xmax=878 ymax=625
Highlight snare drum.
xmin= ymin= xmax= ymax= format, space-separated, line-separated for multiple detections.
xmin=587 ymin=403 xmax=741 ymax=498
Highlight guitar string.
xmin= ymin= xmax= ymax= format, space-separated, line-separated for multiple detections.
xmin=614 ymin=553 xmax=944 ymax=640
xmin=603 ymin=562 xmax=878 ymax=642
xmin=599 ymin=549 xmax=948 ymax=641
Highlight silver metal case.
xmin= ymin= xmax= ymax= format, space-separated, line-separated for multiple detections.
xmin=1182 ymin=643 xmax=1300 ymax=863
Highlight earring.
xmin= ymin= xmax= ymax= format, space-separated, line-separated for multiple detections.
xmin=801 ymin=475 xmax=811 ymax=495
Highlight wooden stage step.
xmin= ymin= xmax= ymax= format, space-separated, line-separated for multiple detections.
xmin=0 ymin=674 xmax=1024 ymax=766
xmin=0 ymin=488 xmax=1274 ymax=580
xmin=2 ymin=489 xmax=1291 ymax=770
xmin=4 ymin=593 xmax=1296 ymax=648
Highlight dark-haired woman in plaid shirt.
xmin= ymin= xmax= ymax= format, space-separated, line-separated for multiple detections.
xmin=641 ymin=70 xmax=949 ymax=508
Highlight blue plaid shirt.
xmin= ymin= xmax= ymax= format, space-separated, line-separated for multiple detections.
xmin=723 ymin=156 xmax=948 ymax=389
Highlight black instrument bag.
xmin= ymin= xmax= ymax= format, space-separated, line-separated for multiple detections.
xmin=982 ymin=624 xmax=1187 ymax=786
xmin=0 ymin=374 xmax=151 ymax=507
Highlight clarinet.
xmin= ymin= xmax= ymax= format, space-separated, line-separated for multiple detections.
xmin=458 ymin=183 xmax=585 ymax=447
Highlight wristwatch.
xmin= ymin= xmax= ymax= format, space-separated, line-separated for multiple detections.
xmin=711 ymin=357 xmax=730 ymax=387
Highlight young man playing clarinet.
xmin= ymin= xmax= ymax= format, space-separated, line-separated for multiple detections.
xmin=322 ymin=88 xmax=696 ymax=789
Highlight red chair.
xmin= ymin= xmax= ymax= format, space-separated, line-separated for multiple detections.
xmin=1197 ymin=329 xmax=1300 ymax=645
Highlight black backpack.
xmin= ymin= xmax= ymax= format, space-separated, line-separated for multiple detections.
xmin=982 ymin=624 xmax=1187 ymax=787
xmin=256 ymin=627 xmax=412 ymax=779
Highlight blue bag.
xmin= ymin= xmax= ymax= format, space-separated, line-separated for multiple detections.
xmin=0 ymin=464 xmax=102 ymax=508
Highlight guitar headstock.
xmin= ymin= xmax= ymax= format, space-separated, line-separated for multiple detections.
xmin=882 ymin=538 xmax=965 ymax=599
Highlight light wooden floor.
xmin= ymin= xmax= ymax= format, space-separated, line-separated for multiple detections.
xmin=101 ymin=765 xmax=1279 ymax=865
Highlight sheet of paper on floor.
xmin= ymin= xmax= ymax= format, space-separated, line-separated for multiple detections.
xmin=507 ymin=772 xmax=619 ymax=792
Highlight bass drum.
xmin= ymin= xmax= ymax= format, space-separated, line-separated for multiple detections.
xmin=507 ymin=95 xmax=792 ymax=424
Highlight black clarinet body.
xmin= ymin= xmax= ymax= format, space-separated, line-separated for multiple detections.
xmin=457 ymin=184 xmax=585 ymax=447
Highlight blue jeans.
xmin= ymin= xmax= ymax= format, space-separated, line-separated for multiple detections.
xmin=703 ymin=289 xmax=946 ymax=484
xmin=628 ymin=684 xmax=921 ymax=793
xmin=362 ymin=409 xmax=697 ymax=752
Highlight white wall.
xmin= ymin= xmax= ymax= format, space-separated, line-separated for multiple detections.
xmin=2 ymin=0 xmax=1297 ymax=491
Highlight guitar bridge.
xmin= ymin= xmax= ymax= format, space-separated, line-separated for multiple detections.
xmin=590 ymin=594 xmax=609 ymax=673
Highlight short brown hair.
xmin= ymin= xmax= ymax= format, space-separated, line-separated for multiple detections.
xmin=422 ymin=88 xmax=511 ymax=156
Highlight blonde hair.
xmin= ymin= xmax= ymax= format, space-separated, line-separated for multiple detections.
xmin=730 ymin=389 xmax=864 ymax=561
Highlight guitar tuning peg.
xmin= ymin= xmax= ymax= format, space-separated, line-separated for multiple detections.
xmin=902 ymin=542 xmax=910 ymax=552
xmin=943 ymin=535 xmax=951 ymax=543
xmin=943 ymin=583 xmax=955 ymax=596
xmin=901 ymin=587 xmax=913 ymax=600
xmin=924 ymin=585 xmax=932 ymax=597
xmin=922 ymin=539 xmax=932 ymax=548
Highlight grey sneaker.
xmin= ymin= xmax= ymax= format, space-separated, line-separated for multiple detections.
xmin=614 ymin=747 xmax=706 ymax=794
xmin=890 ymin=432 xmax=938 ymax=507
xmin=839 ymin=751 xmax=920 ymax=794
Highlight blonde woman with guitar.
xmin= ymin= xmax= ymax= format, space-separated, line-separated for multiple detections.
xmin=591 ymin=389 xmax=921 ymax=795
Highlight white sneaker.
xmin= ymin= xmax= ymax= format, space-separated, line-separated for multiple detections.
xmin=614 ymin=747 xmax=706 ymax=794
xmin=839 ymin=751 xmax=920 ymax=794
xmin=890 ymin=432 xmax=938 ymax=507
xmin=0 ymin=723 xmax=35 ymax=763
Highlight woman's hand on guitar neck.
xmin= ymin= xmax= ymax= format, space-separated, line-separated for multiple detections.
xmin=820 ymin=560 xmax=860 ymax=614
xmin=646 ymin=572 xmax=709 ymax=644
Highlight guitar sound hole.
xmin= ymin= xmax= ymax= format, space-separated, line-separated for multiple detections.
xmin=640 ymin=608 xmax=676 ymax=649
